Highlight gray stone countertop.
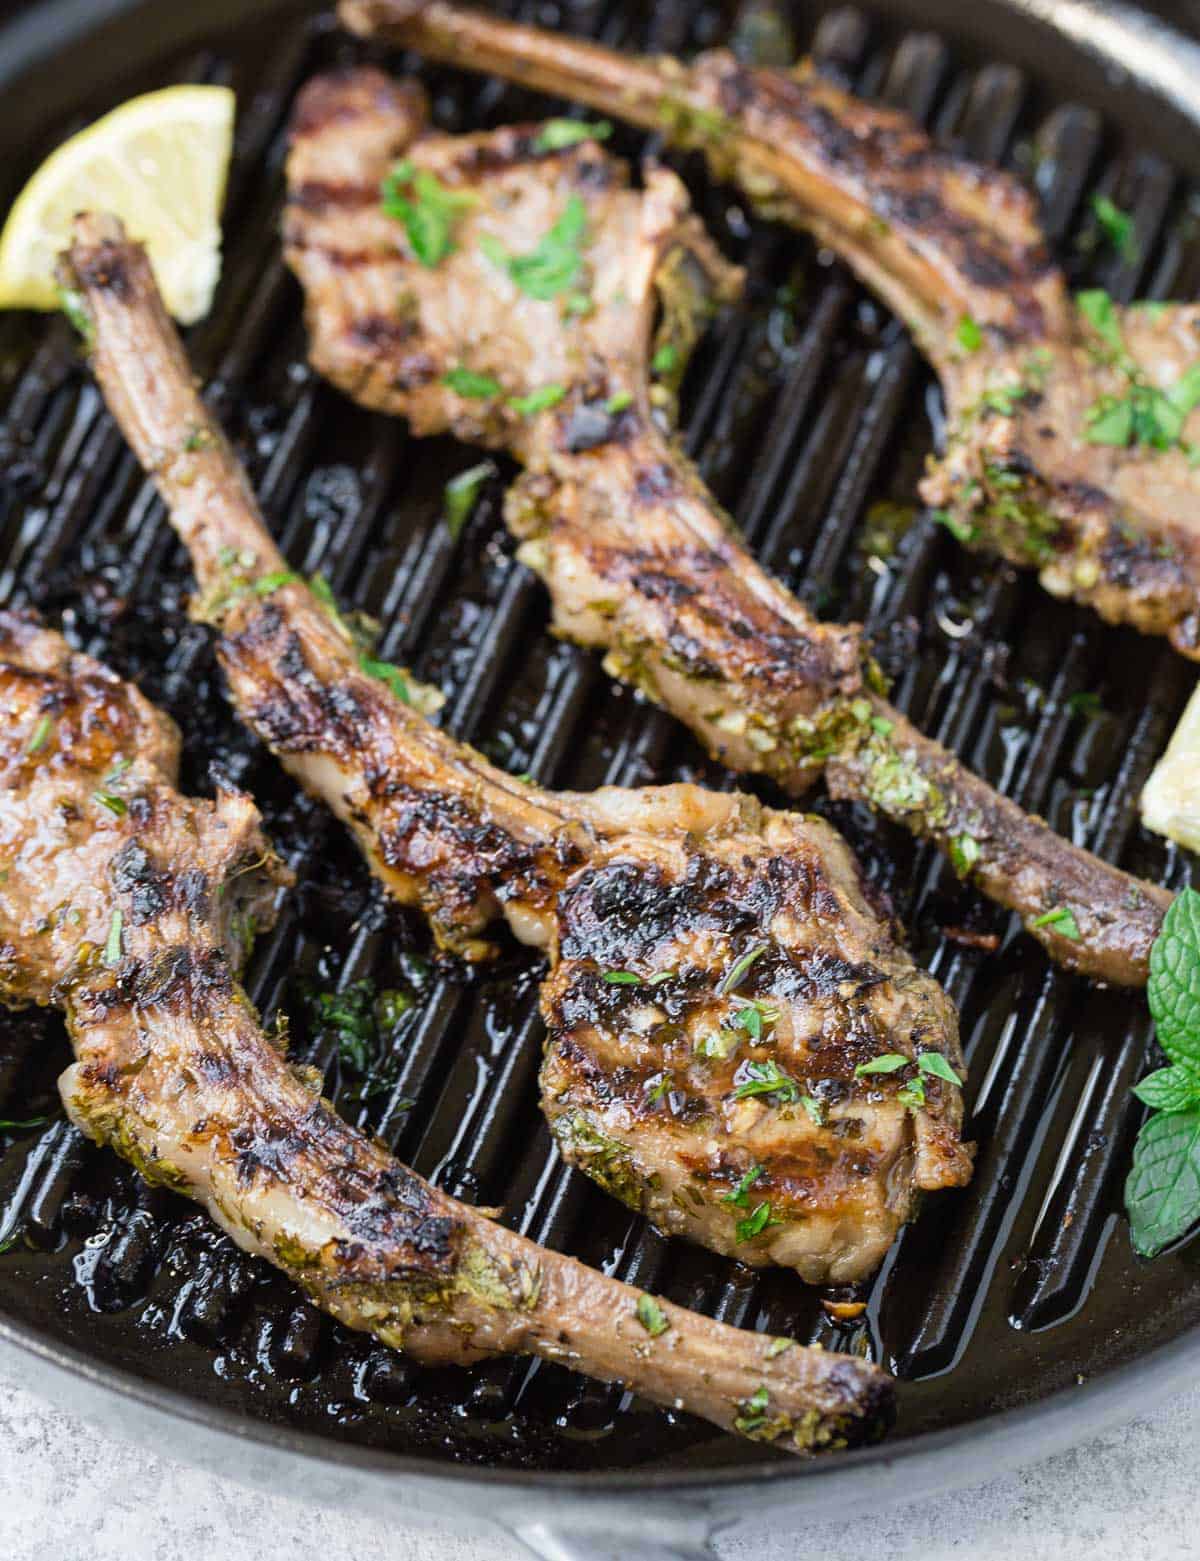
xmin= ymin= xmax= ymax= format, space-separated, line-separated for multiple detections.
xmin=1 ymin=1368 xmax=1195 ymax=1559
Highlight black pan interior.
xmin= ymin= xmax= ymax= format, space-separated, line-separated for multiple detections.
xmin=0 ymin=0 xmax=1197 ymax=1477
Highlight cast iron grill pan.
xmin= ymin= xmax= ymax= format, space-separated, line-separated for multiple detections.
xmin=0 ymin=0 xmax=1195 ymax=1476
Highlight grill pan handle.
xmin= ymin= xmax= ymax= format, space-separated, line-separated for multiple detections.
xmin=514 ymin=1518 xmax=716 ymax=1560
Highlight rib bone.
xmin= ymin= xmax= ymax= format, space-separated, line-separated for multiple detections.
xmin=0 ymin=608 xmax=892 ymax=1452
xmin=340 ymin=0 xmax=1200 ymax=658
xmin=64 ymin=213 xmax=972 ymax=1289
xmin=275 ymin=67 xmax=1170 ymax=985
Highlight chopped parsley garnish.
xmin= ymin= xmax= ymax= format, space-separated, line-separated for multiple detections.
xmin=718 ymin=943 xmax=767 ymax=996
xmin=1091 ymin=194 xmax=1136 ymax=259
xmin=870 ymin=715 xmax=895 ymax=737
xmin=57 ymin=285 xmax=92 ymax=344
xmin=26 ymin=714 xmax=52 ymax=756
xmin=956 ymin=314 xmax=983 ymax=353
xmin=509 ymin=383 xmax=567 ymax=417
xmin=731 ymin=1004 xmax=764 ymax=1041
xmin=981 ymin=382 xmax=1030 ymax=417
xmin=103 ymin=909 xmax=123 ymax=967
xmin=381 ymin=160 xmax=476 ymax=268
xmin=646 ymin=1071 xmax=672 ymax=1104
xmin=604 ymin=389 xmax=634 ymax=415
xmin=93 ymin=790 xmax=127 ymax=818
xmin=1067 ymin=690 xmax=1103 ymax=718
xmin=722 ymin=1164 xmax=765 ymax=1207
xmin=696 ymin=1028 xmax=739 ymax=1061
xmin=443 ymin=461 xmax=496 ymax=542
xmin=479 ymin=193 xmax=589 ymax=301
xmin=854 ymin=1053 xmax=908 ymax=1078
xmin=603 ymin=970 xmax=642 ymax=985
xmin=443 ymin=367 xmax=503 ymax=400
xmin=765 ymin=1336 xmax=793 ymax=1357
xmin=932 ymin=508 xmax=980 ymax=545
xmin=1075 ymin=290 xmax=1200 ymax=454
xmin=308 ymin=574 xmax=378 ymax=654
xmin=1031 ymin=904 xmax=1082 ymax=941
xmin=1076 ymin=288 xmax=1124 ymax=354
xmin=358 ymin=654 xmax=411 ymax=705
xmin=950 ymin=832 xmax=980 ymax=877
xmin=732 ymin=1060 xmax=799 ymax=1103
xmin=800 ymin=1095 xmax=825 ymax=1126
xmin=735 ymin=1200 xmax=781 ymax=1243
xmin=534 ymin=118 xmax=613 ymax=152
xmin=898 ymin=1075 xmax=926 ymax=1110
xmin=651 ymin=344 xmax=679 ymax=375
xmin=305 ymin=978 xmax=417 ymax=1095
xmin=252 ymin=570 xmax=299 ymax=596
xmin=733 ymin=1385 xmax=771 ymax=1435
xmin=635 ymin=1292 xmax=670 ymax=1336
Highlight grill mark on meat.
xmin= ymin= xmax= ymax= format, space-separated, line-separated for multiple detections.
xmin=67 ymin=212 xmax=973 ymax=1301
xmin=0 ymin=611 xmax=896 ymax=1450
xmin=277 ymin=59 xmax=1173 ymax=986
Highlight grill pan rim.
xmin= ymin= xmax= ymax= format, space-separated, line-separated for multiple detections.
xmin=1 ymin=1303 xmax=1196 ymax=1515
xmin=2 ymin=0 xmax=1200 ymax=1518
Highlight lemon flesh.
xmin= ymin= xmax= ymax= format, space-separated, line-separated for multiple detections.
xmin=1143 ymin=684 xmax=1200 ymax=853
xmin=0 ymin=85 xmax=235 ymax=326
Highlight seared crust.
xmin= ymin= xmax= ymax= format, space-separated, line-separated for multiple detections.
xmin=0 ymin=615 xmax=892 ymax=1451
xmin=65 ymin=212 xmax=971 ymax=1287
xmin=544 ymin=806 xmax=971 ymax=1285
xmin=339 ymin=0 xmax=1200 ymax=651
xmin=279 ymin=68 xmax=1171 ymax=985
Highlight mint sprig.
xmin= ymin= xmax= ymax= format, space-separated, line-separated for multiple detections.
xmin=1126 ymin=888 xmax=1200 ymax=1256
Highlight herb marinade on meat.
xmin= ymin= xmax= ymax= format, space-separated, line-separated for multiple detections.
xmin=0 ymin=609 xmax=892 ymax=1452
xmin=279 ymin=64 xmax=1170 ymax=984
xmin=65 ymin=213 xmax=972 ymax=1291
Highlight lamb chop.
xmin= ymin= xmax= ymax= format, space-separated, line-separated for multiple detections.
xmin=0 ymin=607 xmax=892 ymax=1451
xmin=63 ymin=212 xmax=972 ymax=1287
xmin=341 ymin=0 xmax=1200 ymax=659
xmin=276 ymin=66 xmax=1171 ymax=986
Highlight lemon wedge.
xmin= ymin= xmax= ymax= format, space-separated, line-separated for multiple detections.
xmin=1143 ymin=684 xmax=1200 ymax=853
xmin=0 ymin=85 xmax=235 ymax=326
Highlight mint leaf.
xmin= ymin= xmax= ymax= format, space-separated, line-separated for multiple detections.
xmin=854 ymin=1053 xmax=908 ymax=1077
xmin=1148 ymin=889 xmax=1200 ymax=1072
xmin=1076 ymin=288 xmax=1124 ymax=354
xmin=480 ymin=195 xmax=589 ymax=301
xmin=534 ymin=119 xmax=613 ymax=152
xmin=509 ymin=384 xmax=566 ymax=417
xmin=443 ymin=368 xmax=502 ymax=400
xmin=443 ymin=461 xmax=495 ymax=542
xmin=1134 ymin=1064 xmax=1200 ymax=1114
xmin=1091 ymin=194 xmax=1136 ymax=259
xmin=917 ymin=1052 xmax=963 ymax=1087
xmin=381 ymin=162 xmax=476 ymax=268
xmin=1126 ymin=1105 xmax=1200 ymax=1257
xmin=735 ymin=1200 xmax=780 ymax=1242
xmin=956 ymin=314 xmax=983 ymax=353
xmin=635 ymin=1293 xmax=669 ymax=1337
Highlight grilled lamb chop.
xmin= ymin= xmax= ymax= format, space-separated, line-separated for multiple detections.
xmin=341 ymin=0 xmax=1200 ymax=658
xmin=276 ymin=67 xmax=1171 ymax=986
xmin=0 ymin=608 xmax=892 ymax=1451
xmin=63 ymin=212 xmax=972 ymax=1286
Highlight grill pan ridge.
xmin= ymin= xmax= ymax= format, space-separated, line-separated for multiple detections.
xmin=1 ymin=0 xmax=1200 ymax=1545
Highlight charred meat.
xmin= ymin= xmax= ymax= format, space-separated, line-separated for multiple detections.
xmin=0 ymin=609 xmax=892 ymax=1451
xmin=64 ymin=213 xmax=972 ymax=1285
xmin=341 ymin=0 xmax=1200 ymax=658
xmin=277 ymin=68 xmax=1171 ymax=985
